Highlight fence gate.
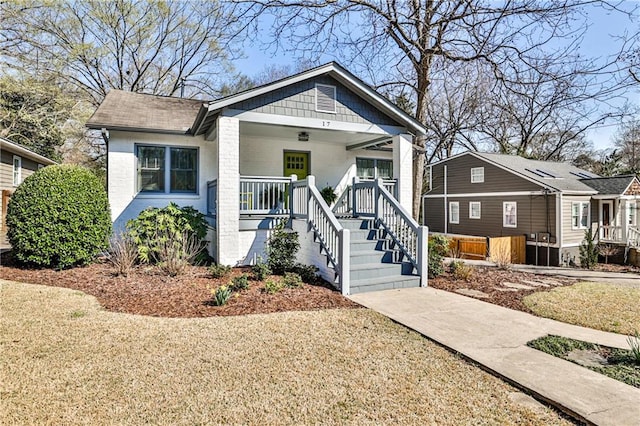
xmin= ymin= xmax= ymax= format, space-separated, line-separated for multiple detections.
xmin=489 ymin=235 xmax=526 ymax=264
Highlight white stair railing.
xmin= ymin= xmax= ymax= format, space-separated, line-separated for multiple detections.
xmin=353 ymin=178 xmax=428 ymax=286
xmin=627 ymin=226 xmax=640 ymax=248
xmin=291 ymin=176 xmax=350 ymax=295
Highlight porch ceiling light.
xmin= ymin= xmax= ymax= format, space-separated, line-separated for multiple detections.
xmin=298 ymin=132 xmax=309 ymax=142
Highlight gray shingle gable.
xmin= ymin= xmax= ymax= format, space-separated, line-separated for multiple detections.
xmin=580 ymin=175 xmax=637 ymax=195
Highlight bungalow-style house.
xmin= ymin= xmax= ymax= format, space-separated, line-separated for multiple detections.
xmin=86 ymin=62 xmax=428 ymax=294
xmin=0 ymin=137 xmax=57 ymax=238
xmin=423 ymin=151 xmax=640 ymax=266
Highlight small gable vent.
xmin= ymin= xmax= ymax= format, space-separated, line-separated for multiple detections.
xmin=316 ymin=84 xmax=336 ymax=113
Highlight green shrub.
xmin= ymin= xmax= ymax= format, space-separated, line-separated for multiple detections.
xmin=126 ymin=202 xmax=208 ymax=264
xmin=283 ymin=272 xmax=303 ymax=288
xmin=7 ymin=165 xmax=111 ymax=269
xmin=264 ymin=278 xmax=283 ymax=294
xmin=320 ymin=185 xmax=337 ymax=205
xmin=230 ymin=273 xmax=250 ymax=291
xmin=579 ymin=228 xmax=598 ymax=269
xmin=212 ymin=285 xmax=232 ymax=306
xmin=251 ymin=260 xmax=271 ymax=281
xmin=428 ymin=235 xmax=450 ymax=278
xmin=210 ymin=264 xmax=232 ymax=279
xmin=292 ymin=263 xmax=319 ymax=283
xmin=266 ymin=226 xmax=300 ymax=274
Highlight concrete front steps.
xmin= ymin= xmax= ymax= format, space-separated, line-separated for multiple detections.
xmin=339 ymin=218 xmax=420 ymax=294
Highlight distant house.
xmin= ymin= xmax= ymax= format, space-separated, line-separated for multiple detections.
xmin=0 ymin=137 xmax=57 ymax=234
xmin=423 ymin=151 xmax=640 ymax=266
xmin=86 ymin=62 xmax=429 ymax=294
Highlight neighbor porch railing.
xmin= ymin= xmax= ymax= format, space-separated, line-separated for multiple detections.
xmin=599 ymin=225 xmax=623 ymax=242
xmin=352 ymin=178 xmax=428 ymax=284
xmin=291 ymin=175 xmax=350 ymax=295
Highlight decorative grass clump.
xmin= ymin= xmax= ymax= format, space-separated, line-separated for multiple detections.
xmin=7 ymin=165 xmax=111 ymax=269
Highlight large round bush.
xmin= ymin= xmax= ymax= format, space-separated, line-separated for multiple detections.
xmin=7 ymin=165 xmax=111 ymax=268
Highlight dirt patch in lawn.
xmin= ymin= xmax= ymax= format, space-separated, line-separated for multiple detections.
xmin=0 ymin=259 xmax=359 ymax=318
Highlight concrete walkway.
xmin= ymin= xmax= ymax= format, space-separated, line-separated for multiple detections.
xmin=349 ymin=287 xmax=640 ymax=426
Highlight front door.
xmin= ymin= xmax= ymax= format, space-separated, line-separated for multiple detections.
xmin=601 ymin=201 xmax=613 ymax=239
xmin=283 ymin=151 xmax=309 ymax=180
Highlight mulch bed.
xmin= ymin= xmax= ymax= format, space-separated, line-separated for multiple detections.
xmin=429 ymin=266 xmax=576 ymax=314
xmin=0 ymin=258 xmax=360 ymax=318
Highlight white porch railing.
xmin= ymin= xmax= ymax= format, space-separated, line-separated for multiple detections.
xmin=291 ymin=176 xmax=350 ymax=295
xmin=332 ymin=178 xmax=397 ymax=217
xmin=352 ymin=178 xmax=428 ymax=284
xmin=208 ymin=176 xmax=296 ymax=218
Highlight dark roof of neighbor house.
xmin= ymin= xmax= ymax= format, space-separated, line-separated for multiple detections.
xmin=580 ymin=175 xmax=638 ymax=195
xmin=86 ymin=90 xmax=204 ymax=134
xmin=190 ymin=62 xmax=428 ymax=137
xmin=432 ymin=151 xmax=601 ymax=194
xmin=0 ymin=137 xmax=57 ymax=165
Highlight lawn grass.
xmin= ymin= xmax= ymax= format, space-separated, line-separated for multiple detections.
xmin=528 ymin=335 xmax=640 ymax=388
xmin=523 ymin=282 xmax=640 ymax=335
xmin=0 ymin=280 xmax=571 ymax=425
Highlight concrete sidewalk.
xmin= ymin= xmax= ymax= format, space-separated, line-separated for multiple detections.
xmin=350 ymin=287 xmax=640 ymax=426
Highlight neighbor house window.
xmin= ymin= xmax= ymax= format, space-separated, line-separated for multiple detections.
xmin=503 ymin=201 xmax=517 ymax=227
xmin=12 ymin=156 xmax=21 ymax=186
xmin=137 ymin=145 xmax=197 ymax=193
xmin=469 ymin=201 xmax=481 ymax=219
xmin=571 ymin=201 xmax=590 ymax=229
xmin=628 ymin=203 xmax=637 ymax=226
xmin=449 ymin=201 xmax=460 ymax=224
xmin=356 ymin=158 xmax=393 ymax=179
xmin=471 ymin=167 xmax=484 ymax=183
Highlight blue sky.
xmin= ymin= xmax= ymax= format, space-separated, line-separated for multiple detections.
xmin=234 ymin=2 xmax=639 ymax=151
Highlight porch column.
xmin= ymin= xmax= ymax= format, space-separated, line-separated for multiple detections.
xmin=393 ymin=133 xmax=413 ymax=215
xmin=216 ymin=116 xmax=240 ymax=265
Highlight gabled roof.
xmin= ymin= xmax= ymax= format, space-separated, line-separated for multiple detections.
xmin=86 ymin=90 xmax=204 ymax=134
xmin=580 ymin=175 xmax=638 ymax=195
xmin=431 ymin=151 xmax=601 ymax=193
xmin=190 ymin=62 xmax=427 ymax=137
xmin=0 ymin=137 xmax=57 ymax=165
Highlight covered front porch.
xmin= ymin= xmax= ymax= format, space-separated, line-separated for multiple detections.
xmin=594 ymin=197 xmax=640 ymax=247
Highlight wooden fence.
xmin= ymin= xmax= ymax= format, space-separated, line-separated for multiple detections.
xmin=435 ymin=233 xmax=526 ymax=264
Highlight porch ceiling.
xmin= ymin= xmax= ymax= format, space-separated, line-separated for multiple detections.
xmin=239 ymin=121 xmax=392 ymax=148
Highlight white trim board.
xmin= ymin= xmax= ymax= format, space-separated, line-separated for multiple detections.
xmin=424 ymin=190 xmax=548 ymax=198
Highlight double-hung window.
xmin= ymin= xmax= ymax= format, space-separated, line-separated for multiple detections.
xmin=469 ymin=202 xmax=481 ymax=219
xmin=571 ymin=201 xmax=590 ymax=229
xmin=137 ymin=145 xmax=197 ymax=194
xmin=470 ymin=167 xmax=484 ymax=183
xmin=449 ymin=201 xmax=460 ymax=224
xmin=628 ymin=202 xmax=637 ymax=226
xmin=12 ymin=156 xmax=21 ymax=186
xmin=503 ymin=201 xmax=517 ymax=227
xmin=356 ymin=158 xmax=393 ymax=179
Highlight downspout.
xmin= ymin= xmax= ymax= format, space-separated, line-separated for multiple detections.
xmin=444 ymin=165 xmax=448 ymax=234
xmin=101 ymin=128 xmax=109 ymax=190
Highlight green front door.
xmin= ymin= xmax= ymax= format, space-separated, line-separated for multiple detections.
xmin=283 ymin=151 xmax=309 ymax=180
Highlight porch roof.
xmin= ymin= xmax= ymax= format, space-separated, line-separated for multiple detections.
xmin=581 ymin=175 xmax=639 ymax=196
xmin=190 ymin=62 xmax=427 ymax=138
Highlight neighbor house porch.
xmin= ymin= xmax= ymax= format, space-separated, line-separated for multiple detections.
xmin=595 ymin=197 xmax=640 ymax=247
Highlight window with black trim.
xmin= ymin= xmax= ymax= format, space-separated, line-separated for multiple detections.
xmin=137 ymin=145 xmax=197 ymax=193
xmin=356 ymin=158 xmax=392 ymax=179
